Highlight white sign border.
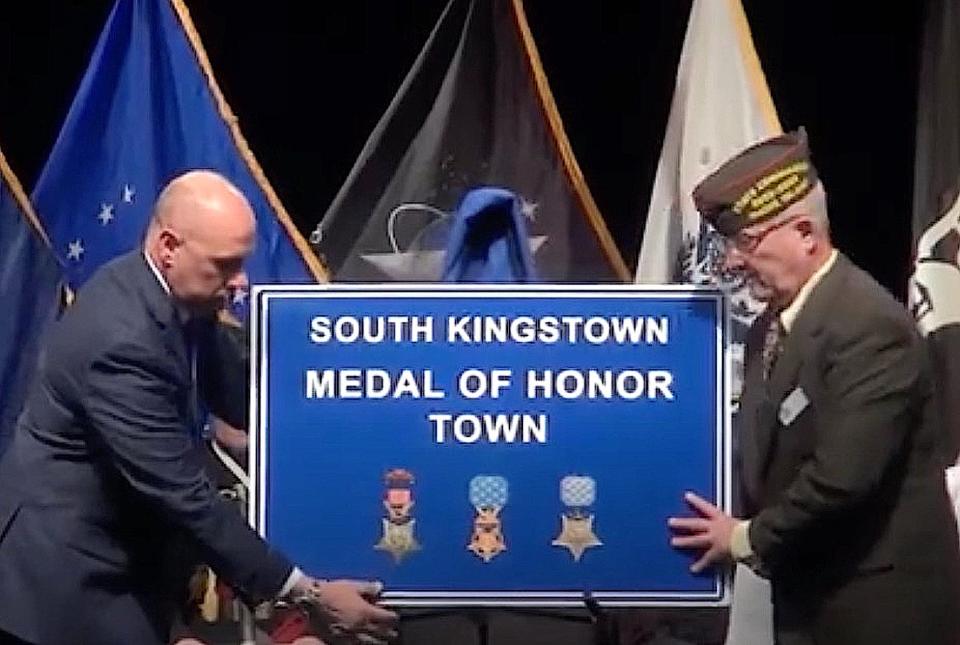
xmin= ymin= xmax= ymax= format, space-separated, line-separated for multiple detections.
xmin=248 ymin=283 xmax=732 ymax=608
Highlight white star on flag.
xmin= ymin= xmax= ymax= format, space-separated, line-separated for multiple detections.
xmin=122 ymin=184 xmax=135 ymax=204
xmin=67 ymin=239 xmax=84 ymax=261
xmin=231 ymin=286 xmax=248 ymax=307
xmin=97 ymin=202 xmax=115 ymax=225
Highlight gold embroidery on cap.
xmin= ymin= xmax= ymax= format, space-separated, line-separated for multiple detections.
xmin=732 ymin=161 xmax=811 ymax=221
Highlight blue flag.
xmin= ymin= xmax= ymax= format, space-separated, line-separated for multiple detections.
xmin=32 ymin=0 xmax=324 ymax=313
xmin=0 ymin=152 xmax=62 ymax=455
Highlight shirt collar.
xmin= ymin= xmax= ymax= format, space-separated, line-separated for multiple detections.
xmin=144 ymin=250 xmax=171 ymax=295
xmin=780 ymin=249 xmax=838 ymax=333
xmin=144 ymin=249 xmax=195 ymax=324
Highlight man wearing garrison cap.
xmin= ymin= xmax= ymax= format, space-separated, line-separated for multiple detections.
xmin=667 ymin=129 xmax=960 ymax=644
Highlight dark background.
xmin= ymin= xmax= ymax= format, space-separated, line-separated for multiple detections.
xmin=0 ymin=0 xmax=927 ymax=299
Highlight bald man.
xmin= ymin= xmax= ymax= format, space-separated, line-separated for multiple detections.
xmin=0 ymin=171 xmax=397 ymax=645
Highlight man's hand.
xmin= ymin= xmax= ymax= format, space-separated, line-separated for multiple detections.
xmin=668 ymin=491 xmax=739 ymax=573
xmin=294 ymin=577 xmax=398 ymax=644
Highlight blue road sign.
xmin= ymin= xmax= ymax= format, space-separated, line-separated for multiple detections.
xmin=250 ymin=284 xmax=730 ymax=607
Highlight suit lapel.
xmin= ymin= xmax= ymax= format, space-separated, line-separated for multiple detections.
xmin=766 ymin=255 xmax=848 ymax=402
xmin=121 ymin=250 xmax=207 ymax=440
xmin=748 ymin=254 xmax=850 ymax=484
xmin=124 ymin=250 xmax=192 ymax=381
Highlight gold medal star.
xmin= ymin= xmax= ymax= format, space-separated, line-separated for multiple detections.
xmin=553 ymin=514 xmax=602 ymax=562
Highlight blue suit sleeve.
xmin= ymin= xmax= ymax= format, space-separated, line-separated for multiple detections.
xmin=82 ymin=337 xmax=292 ymax=602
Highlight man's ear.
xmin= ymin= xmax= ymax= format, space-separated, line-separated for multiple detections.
xmin=795 ymin=216 xmax=816 ymax=251
xmin=157 ymin=228 xmax=180 ymax=269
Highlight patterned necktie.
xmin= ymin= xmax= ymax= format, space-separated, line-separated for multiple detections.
xmin=761 ymin=315 xmax=785 ymax=381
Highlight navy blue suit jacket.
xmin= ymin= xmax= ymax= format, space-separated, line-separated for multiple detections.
xmin=0 ymin=251 xmax=292 ymax=644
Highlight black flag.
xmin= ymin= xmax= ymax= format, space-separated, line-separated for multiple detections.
xmin=312 ymin=0 xmax=629 ymax=283
xmin=909 ymin=0 xmax=960 ymax=463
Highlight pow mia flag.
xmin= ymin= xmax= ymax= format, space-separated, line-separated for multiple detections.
xmin=311 ymin=0 xmax=629 ymax=283
xmin=909 ymin=0 xmax=960 ymax=465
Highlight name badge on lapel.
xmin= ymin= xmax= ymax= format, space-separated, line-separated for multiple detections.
xmin=778 ymin=387 xmax=809 ymax=426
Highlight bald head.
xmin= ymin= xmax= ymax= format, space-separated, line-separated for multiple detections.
xmin=147 ymin=170 xmax=254 ymax=240
xmin=145 ymin=170 xmax=255 ymax=315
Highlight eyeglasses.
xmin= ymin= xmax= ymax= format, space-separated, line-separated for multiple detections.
xmin=726 ymin=214 xmax=800 ymax=253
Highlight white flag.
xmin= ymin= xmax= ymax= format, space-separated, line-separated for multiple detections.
xmin=636 ymin=0 xmax=780 ymax=291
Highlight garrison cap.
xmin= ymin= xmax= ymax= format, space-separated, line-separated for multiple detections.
xmin=692 ymin=128 xmax=818 ymax=235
